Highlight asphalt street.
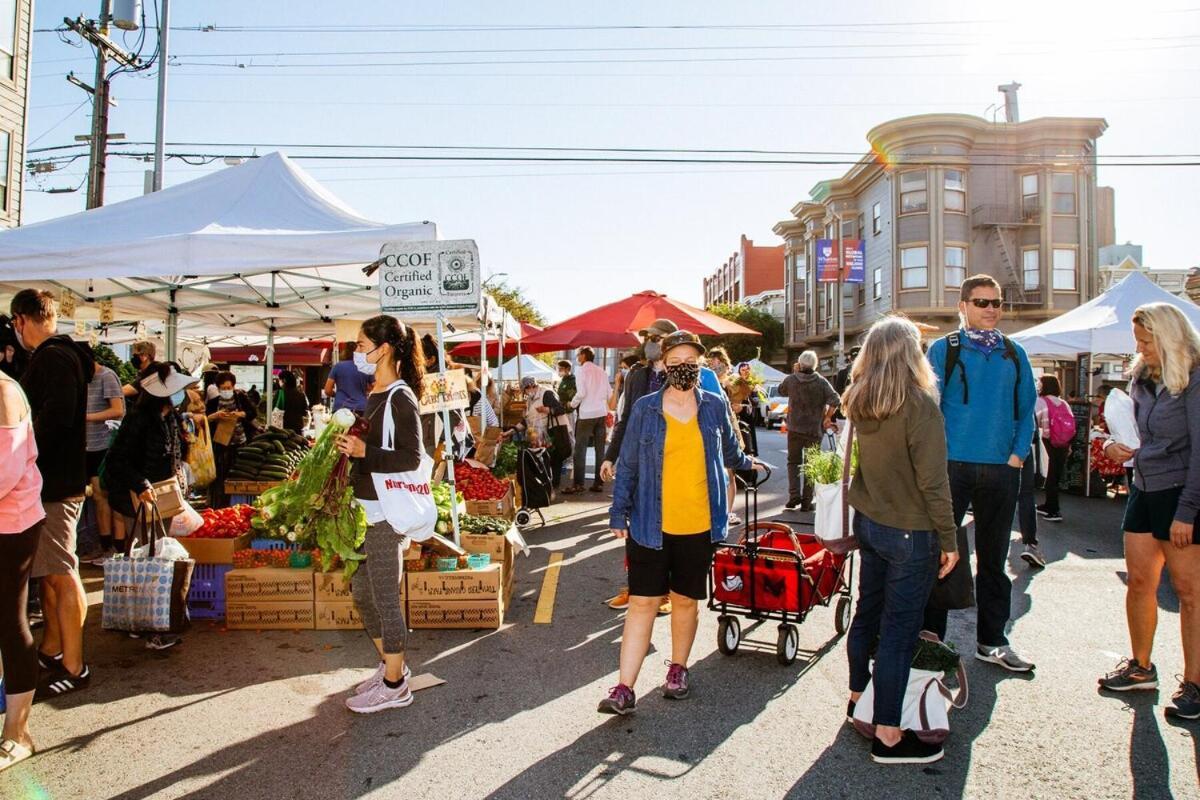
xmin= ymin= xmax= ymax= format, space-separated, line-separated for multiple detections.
xmin=2 ymin=429 xmax=1197 ymax=800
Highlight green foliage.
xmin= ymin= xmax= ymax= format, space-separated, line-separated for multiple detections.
xmin=92 ymin=343 xmax=137 ymax=384
xmin=699 ymin=303 xmax=785 ymax=364
xmin=800 ymin=441 xmax=858 ymax=485
xmin=487 ymin=280 xmax=547 ymax=326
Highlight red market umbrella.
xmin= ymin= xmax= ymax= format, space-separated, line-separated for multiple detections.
xmin=522 ymin=290 xmax=760 ymax=351
xmin=450 ymin=321 xmax=543 ymax=359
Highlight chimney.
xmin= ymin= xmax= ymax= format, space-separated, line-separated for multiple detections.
xmin=997 ymin=82 xmax=1022 ymax=123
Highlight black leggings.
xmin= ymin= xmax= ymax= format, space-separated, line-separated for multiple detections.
xmin=0 ymin=524 xmax=41 ymax=694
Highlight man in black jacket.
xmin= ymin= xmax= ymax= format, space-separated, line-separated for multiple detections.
xmin=10 ymin=289 xmax=93 ymax=697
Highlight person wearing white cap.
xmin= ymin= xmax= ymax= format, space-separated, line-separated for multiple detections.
xmin=102 ymin=362 xmax=199 ymax=651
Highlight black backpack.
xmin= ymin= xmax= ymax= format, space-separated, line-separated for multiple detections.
xmin=943 ymin=332 xmax=1021 ymax=420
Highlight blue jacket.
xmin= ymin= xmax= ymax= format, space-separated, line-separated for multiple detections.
xmin=927 ymin=331 xmax=1037 ymax=464
xmin=609 ymin=387 xmax=753 ymax=549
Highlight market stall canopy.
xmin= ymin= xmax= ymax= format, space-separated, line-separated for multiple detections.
xmin=1009 ymin=271 xmax=1200 ymax=357
xmin=495 ymin=354 xmax=556 ymax=382
xmin=450 ymin=321 xmax=543 ymax=359
xmin=747 ymin=358 xmax=788 ymax=382
xmin=0 ymin=152 xmax=434 ymax=280
xmin=208 ymin=340 xmax=333 ymax=367
xmin=522 ymin=290 xmax=760 ymax=351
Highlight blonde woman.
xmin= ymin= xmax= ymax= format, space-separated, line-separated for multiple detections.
xmin=1098 ymin=303 xmax=1200 ymax=720
xmin=843 ymin=317 xmax=959 ymax=765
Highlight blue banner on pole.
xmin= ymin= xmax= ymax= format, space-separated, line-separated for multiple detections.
xmin=816 ymin=239 xmax=866 ymax=283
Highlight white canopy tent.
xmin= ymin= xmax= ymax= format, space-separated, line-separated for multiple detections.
xmin=496 ymin=354 xmax=556 ymax=383
xmin=748 ymin=358 xmax=788 ymax=382
xmin=1010 ymin=271 xmax=1200 ymax=357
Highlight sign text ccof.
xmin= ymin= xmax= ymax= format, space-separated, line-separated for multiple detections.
xmin=378 ymin=239 xmax=481 ymax=317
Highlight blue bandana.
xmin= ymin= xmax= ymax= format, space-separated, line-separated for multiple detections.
xmin=963 ymin=327 xmax=1002 ymax=354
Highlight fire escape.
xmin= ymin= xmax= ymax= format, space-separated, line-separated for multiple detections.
xmin=970 ymin=203 xmax=1042 ymax=307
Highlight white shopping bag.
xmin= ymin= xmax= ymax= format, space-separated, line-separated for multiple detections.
xmin=852 ymin=666 xmax=966 ymax=745
xmin=369 ymin=380 xmax=438 ymax=542
xmin=1104 ymin=388 xmax=1141 ymax=451
xmin=814 ymin=481 xmax=853 ymax=542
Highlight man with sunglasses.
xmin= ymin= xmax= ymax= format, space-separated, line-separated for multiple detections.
xmin=924 ymin=274 xmax=1038 ymax=673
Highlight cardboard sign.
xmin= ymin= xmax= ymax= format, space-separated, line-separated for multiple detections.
xmin=419 ymin=369 xmax=471 ymax=414
xmin=378 ymin=239 xmax=481 ymax=317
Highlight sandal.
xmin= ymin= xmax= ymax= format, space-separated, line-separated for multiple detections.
xmin=0 ymin=739 xmax=34 ymax=771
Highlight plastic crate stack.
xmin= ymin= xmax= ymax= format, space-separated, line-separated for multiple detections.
xmin=250 ymin=539 xmax=302 ymax=552
xmin=187 ymin=564 xmax=234 ymax=620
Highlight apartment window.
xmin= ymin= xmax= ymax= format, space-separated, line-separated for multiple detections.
xmin=872 ymin=201 xmax=881 ymax=234
xmin=794 ymin=253 xmax=806 ymax=280
xmin=900 ymin=171 xmax=927 ymax=214
xmin=945 ymin=246 xmax=966 ymax=288
xmin=1023 ymin=249 xmax=1040 ymax=290
xmin=1052 ymin=172 xmax=1077 ymax=215
xmin=944 ymin=169 xmax=966 ymax=212
xmin=857 ymin=283 xmax=866 ymax=307
xmin=0 ymin=129 xmax=8 ymax=213
xmin=0 ymin=0 xmax=14 ymax=81
xmin=900 ymin=246 xmax=928 ymax=289
xmin=1053 ymin=248 xmax=1077 ymax=290
xmin=1021 ymin=173 xmax=1039 ymax=218
xmin=873 ymin=267 xmax=883 ymax=299
xmin=857 ymin=214 xmax=865 ymax=240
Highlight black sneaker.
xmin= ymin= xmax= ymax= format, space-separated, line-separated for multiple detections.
xmin=1166 ymin=680 xmax=1200 ymax=720
xmin=36 ymin=664 xmax=91 ymax=701
xmin=784 ymin=499 xmax=801 ymax=510
xmin=846 ymin=699 xmax=857 ymax=724
xmin=37 ymin=651 xmax=65 ymax=674
xmin=1042 ymin=513 xmax=1063 ymax=523
xmin=1099 ymin=658 xmax=1158 ymax=692
xmin=870 ymin=730 xmax=944 ymax=764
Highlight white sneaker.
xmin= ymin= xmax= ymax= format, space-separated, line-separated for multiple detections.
xmin=1020 ymin=544 xmax=1047 ymax=569
xmin=345 ymin=678 xmax=414 ymax=714
xmin=728 ymin=513 xmax=743 ymax=528
xmin=354 ymin=661 xmax=412 ymax=695
xmin=976 ymin=644 xmax=1035 ymax=673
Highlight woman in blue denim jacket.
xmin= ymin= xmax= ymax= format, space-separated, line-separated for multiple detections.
xmin=598 ymin=331 xmax=761 ymax=716
xmin=1098 ymin=303 xmax=1200 ymax=721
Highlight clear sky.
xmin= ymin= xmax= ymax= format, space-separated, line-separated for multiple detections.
xmin=21 ymin=0 xmax=1200 ymax=321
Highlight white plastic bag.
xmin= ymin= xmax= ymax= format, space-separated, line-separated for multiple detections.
xmin=366 ymin=380 xmax=438 ymax=542
xmin=819 ymin=429 xmax=839 ymax=453
xmin=168 ymin=499 xmax=205 ymax=538
xmin=1104 ymin=388 xmax=1140 ymax=450
xmin=129 ymin=535 xmax=192 ymax=561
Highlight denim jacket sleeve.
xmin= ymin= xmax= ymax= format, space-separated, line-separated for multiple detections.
xmin=1175 ymin=369 xmax=1200 ymax=523
xmin=716 ymin=396 xmax=753 ymax=473
xmin=609 ymin=398 xmax=644 ymax=530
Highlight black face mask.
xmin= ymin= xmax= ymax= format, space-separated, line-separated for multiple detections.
xmin=665 ymin=362 xmax=700 ymax=391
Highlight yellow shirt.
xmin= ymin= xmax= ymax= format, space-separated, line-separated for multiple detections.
xmin=661 ymin=413 xmax=711 ymax=535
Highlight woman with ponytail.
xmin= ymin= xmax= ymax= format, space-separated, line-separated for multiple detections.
xmin=336 ymin=314 xmax=426 ymax=714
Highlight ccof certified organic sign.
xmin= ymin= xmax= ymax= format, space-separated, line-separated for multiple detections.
xmin=419 ymin=369 xmax=471 ymax=414
xmin=378 ymin=239 xmax=480 ymax=317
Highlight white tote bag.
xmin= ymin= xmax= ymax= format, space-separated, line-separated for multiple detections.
xmin=369 ymin=381 xmax=438 ymax=541
xmin=852 ymin=665 xmax=968 ymax=745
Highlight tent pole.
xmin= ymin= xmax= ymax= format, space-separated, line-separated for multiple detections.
xmin=437 ymin=313 xmax=461 ymax=545
xmin=265 ymin=322 xmax=276 ymax=423
xmin=498 ymin=317 xmax=506 ymax=380
xmin=165 ymin=288 xmax=178 ymax=362
xmin=479 ymin=325 xmax=488 ymax=436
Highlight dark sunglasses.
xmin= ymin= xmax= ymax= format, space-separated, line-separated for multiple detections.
xmin=968 ymin=298 xmax=1003 ymax=309
xmin=644 ymin=334 xmax=663 ymax=342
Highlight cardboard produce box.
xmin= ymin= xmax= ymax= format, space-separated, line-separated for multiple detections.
xmin=225 ymin=567 xmax=315 ymax=603
xmin=314 ymin=602 xmax=363 ymax=631
xmin=225 ymin=601 xmax=314 ymax=630
xmin=464 ymin=481 xmax=515 ymax=520
xmin=406 ymin=548 xmax=515 ymax=630
xmin=313 ymin=570 xmax=354 ymax=602
xmin=177 ymin=532 xmax=252 ymax=565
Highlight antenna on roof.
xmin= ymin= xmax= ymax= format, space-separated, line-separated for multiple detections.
xmin=997 ymin=82 xmax=1022 ymax=123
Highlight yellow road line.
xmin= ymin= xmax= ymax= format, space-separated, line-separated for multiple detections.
xmin=533 ymin=553 xmax=564 ymax=624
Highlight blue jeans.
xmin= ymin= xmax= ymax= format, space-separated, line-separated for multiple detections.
xmin=847 ymin=513 xmax=939 ymax=728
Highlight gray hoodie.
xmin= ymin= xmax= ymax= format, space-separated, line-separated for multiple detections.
xmin=1131 ymin=367 xmax=1200 ymax=522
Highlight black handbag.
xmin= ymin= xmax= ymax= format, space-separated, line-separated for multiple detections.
xmin=928 ymin=525 xmax=975 ymax=610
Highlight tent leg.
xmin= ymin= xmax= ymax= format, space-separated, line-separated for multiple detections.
xmin=479 ymin=328 xmax=488 ymax=436
xmin=437 ymin=314 xmax=461 ymax=546
xmin=165 ymin=289 xmax=178 ymax=362
xmin=265 ymin=322 xmax=275 ymax=424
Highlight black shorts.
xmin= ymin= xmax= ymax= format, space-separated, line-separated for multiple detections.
xmin=1122 ymin=484 xmax=1200 ymax=544
xmin=86 ymin=449 xmax=107 ymax=480
xmin=626 ymin=532 xmax=715 ymax=600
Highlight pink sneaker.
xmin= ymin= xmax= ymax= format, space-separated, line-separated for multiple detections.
xmin=663 ymin=661 xmax=690 ymax=700
xmin=597 ymin=683 xmax=637 ymax=715
xmin=355 ymin=661 xmax=413 ymax=695
xmin=345 ymin=678 xmax=413 ymax=714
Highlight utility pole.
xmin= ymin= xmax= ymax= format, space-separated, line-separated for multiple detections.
xmin=63 ymin=1 xmax=140 ymax=208
xmin=152 ymin=0 xmax=169 ymax=191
